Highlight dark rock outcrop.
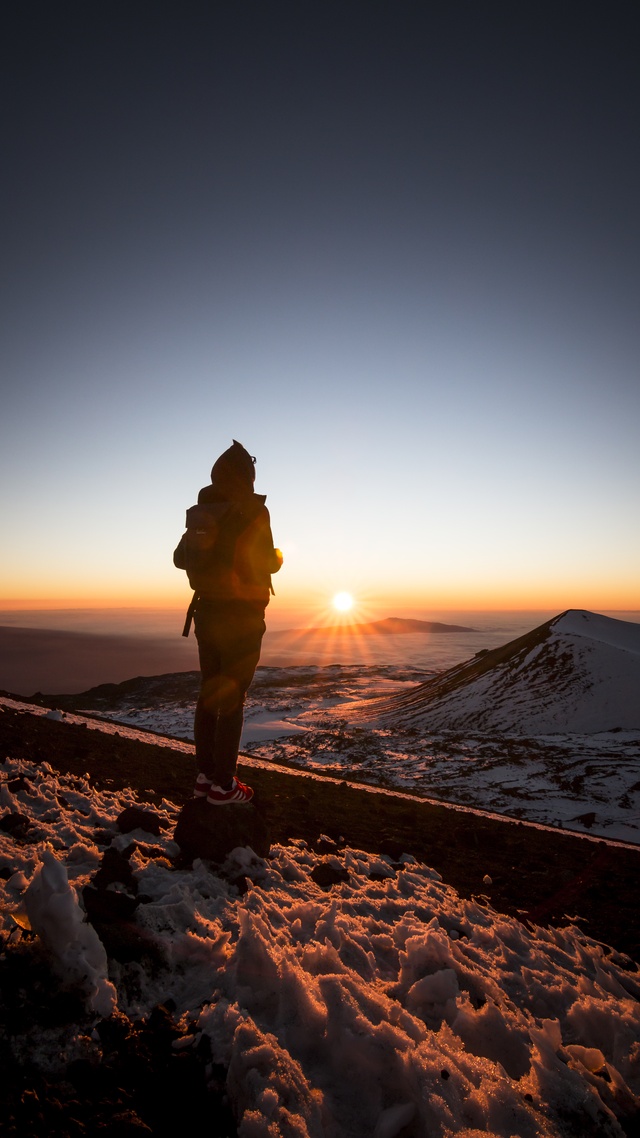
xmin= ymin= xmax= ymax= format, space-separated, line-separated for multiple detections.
xmin=82 ymin=843 xmax=140 ymax=925
xmin=0 ymin=812 xmax=32 ymax=839
xmin=310 ymin=859 xmax=350 ymax=888
xmin=174 ymin=798 xmax=270 ymax=862
xmin=116 ymin=806 xmax=164 ymax=836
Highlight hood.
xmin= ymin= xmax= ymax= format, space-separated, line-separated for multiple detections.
xmin=209 ymin=440 xmax=256 ymax=500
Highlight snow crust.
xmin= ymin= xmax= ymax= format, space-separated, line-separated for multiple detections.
xmin=2 ymin=755 xmax=640 ymax=1137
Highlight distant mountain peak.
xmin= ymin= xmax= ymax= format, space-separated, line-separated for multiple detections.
xmin=355 ymin=617 xmax=476 ymax=634
xmin=270 ymin=616 xmax=476 ymax=637
xmin=551 ymin=609 xmax=640 ymax=653
xmin=345 ymin=610 xmax=640 ymax=734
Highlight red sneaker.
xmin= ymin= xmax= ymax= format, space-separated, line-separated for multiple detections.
xmin=194 ymin=773 xmax=213 ymax=798
xmin=206 ymin=777 xmax=254 ymax=805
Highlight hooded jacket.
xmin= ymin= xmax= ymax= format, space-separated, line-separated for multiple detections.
xmin=174 ymin=442 xmax=282 ymax=606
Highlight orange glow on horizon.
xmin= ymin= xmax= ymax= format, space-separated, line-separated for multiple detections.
xmin=0 ymin=573 xmax=638 ymax=617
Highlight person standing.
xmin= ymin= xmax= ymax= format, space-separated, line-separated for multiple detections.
xmin=174 ymin=440 xmax=283 ymax=804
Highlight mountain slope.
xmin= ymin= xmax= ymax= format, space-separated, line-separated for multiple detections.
xmin=343 ymin=610 xmax=640 ymax=733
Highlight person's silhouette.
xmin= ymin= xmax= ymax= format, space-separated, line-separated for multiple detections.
xmin=174 ymin=440 xmax=282 ymax=803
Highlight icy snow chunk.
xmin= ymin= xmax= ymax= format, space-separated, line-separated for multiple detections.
xmin=65 ymin=841 xmax=101 ymax=871
xmin=565 ymin=1044 xmax=607 ymax=1073
xmin=24 ymin=848 xmax=116 ymax=1016
xmin=451 ymin=997 xmax=532 ymax=1080
xmin=406 ymin=967 xmax=459 ymax=1010
xmin=7 ymin=870 xmax=29 ymax=890
xmin=372 ymin=1102 xmax=415 ymax=1138
xmin=228 ymin=1020 xmax=325 ymax=1138
xmin=223 ymin=846 xmax=267 ymax=882
xmin=366 ymin=857 xmax=396 ymax=879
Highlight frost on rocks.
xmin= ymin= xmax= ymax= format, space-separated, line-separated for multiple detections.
xmin=1 ymin=754 xmax=640 ymax=1137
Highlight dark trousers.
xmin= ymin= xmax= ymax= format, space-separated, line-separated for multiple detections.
xmin=193 ymin=600 xmax=266 ymax=787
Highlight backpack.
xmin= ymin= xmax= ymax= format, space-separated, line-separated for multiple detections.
xmin=173 ymin=501 xmax=258 ymax=636
xmin=173 ymin=502 xmax=233 ymax=593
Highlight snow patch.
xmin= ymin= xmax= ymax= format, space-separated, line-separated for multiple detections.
xmin=1 ymin=755 xmax=639 ymax=1136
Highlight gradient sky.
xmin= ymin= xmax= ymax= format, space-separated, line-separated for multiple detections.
xmin=1 ymin=2 xmax=639 ymax=619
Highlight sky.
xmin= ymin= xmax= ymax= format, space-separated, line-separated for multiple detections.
xmin=1 ymin=1 xmax=639 ymax=623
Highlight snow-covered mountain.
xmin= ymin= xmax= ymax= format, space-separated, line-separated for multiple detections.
xmin=23 ymin=611 xmax=640 ymax=842
xmin=344 ymin=610 xmax=640 ymax=735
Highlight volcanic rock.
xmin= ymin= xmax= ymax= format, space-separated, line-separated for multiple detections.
xmin=174 ymin=797 xmax=270 ymax=862
xmin=116 ymin=806 xmax=163 ymax=836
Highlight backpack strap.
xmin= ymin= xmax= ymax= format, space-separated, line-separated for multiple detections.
xmin=182 ymin=591 xmax=199 ymax=637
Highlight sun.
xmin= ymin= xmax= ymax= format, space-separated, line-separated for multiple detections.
xmin=332 ymin=591 xmax=354 ymax=612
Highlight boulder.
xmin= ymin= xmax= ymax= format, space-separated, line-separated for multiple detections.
xmin=174 ymin=798 xmax=270 ymax=862
xmin=310 ymin=859 xmax=350 ymax=888
xmin=116 ymin=806 xmax=163 ymax=836
xmin=82 ymin=844 xmax=139 ymax=925
xmin=93 ymin=845 xmax=138 ymax=892
xmin=82 ymin=883 xmax=139 ymax=923
xmin=0 ymin=812 xmax=32 ymax=839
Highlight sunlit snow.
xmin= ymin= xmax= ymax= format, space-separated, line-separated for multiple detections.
xmin=1 ymin=754 xmax=640 ymax=1136
xmin=63 ymin=611 xmax=640 ymax=844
